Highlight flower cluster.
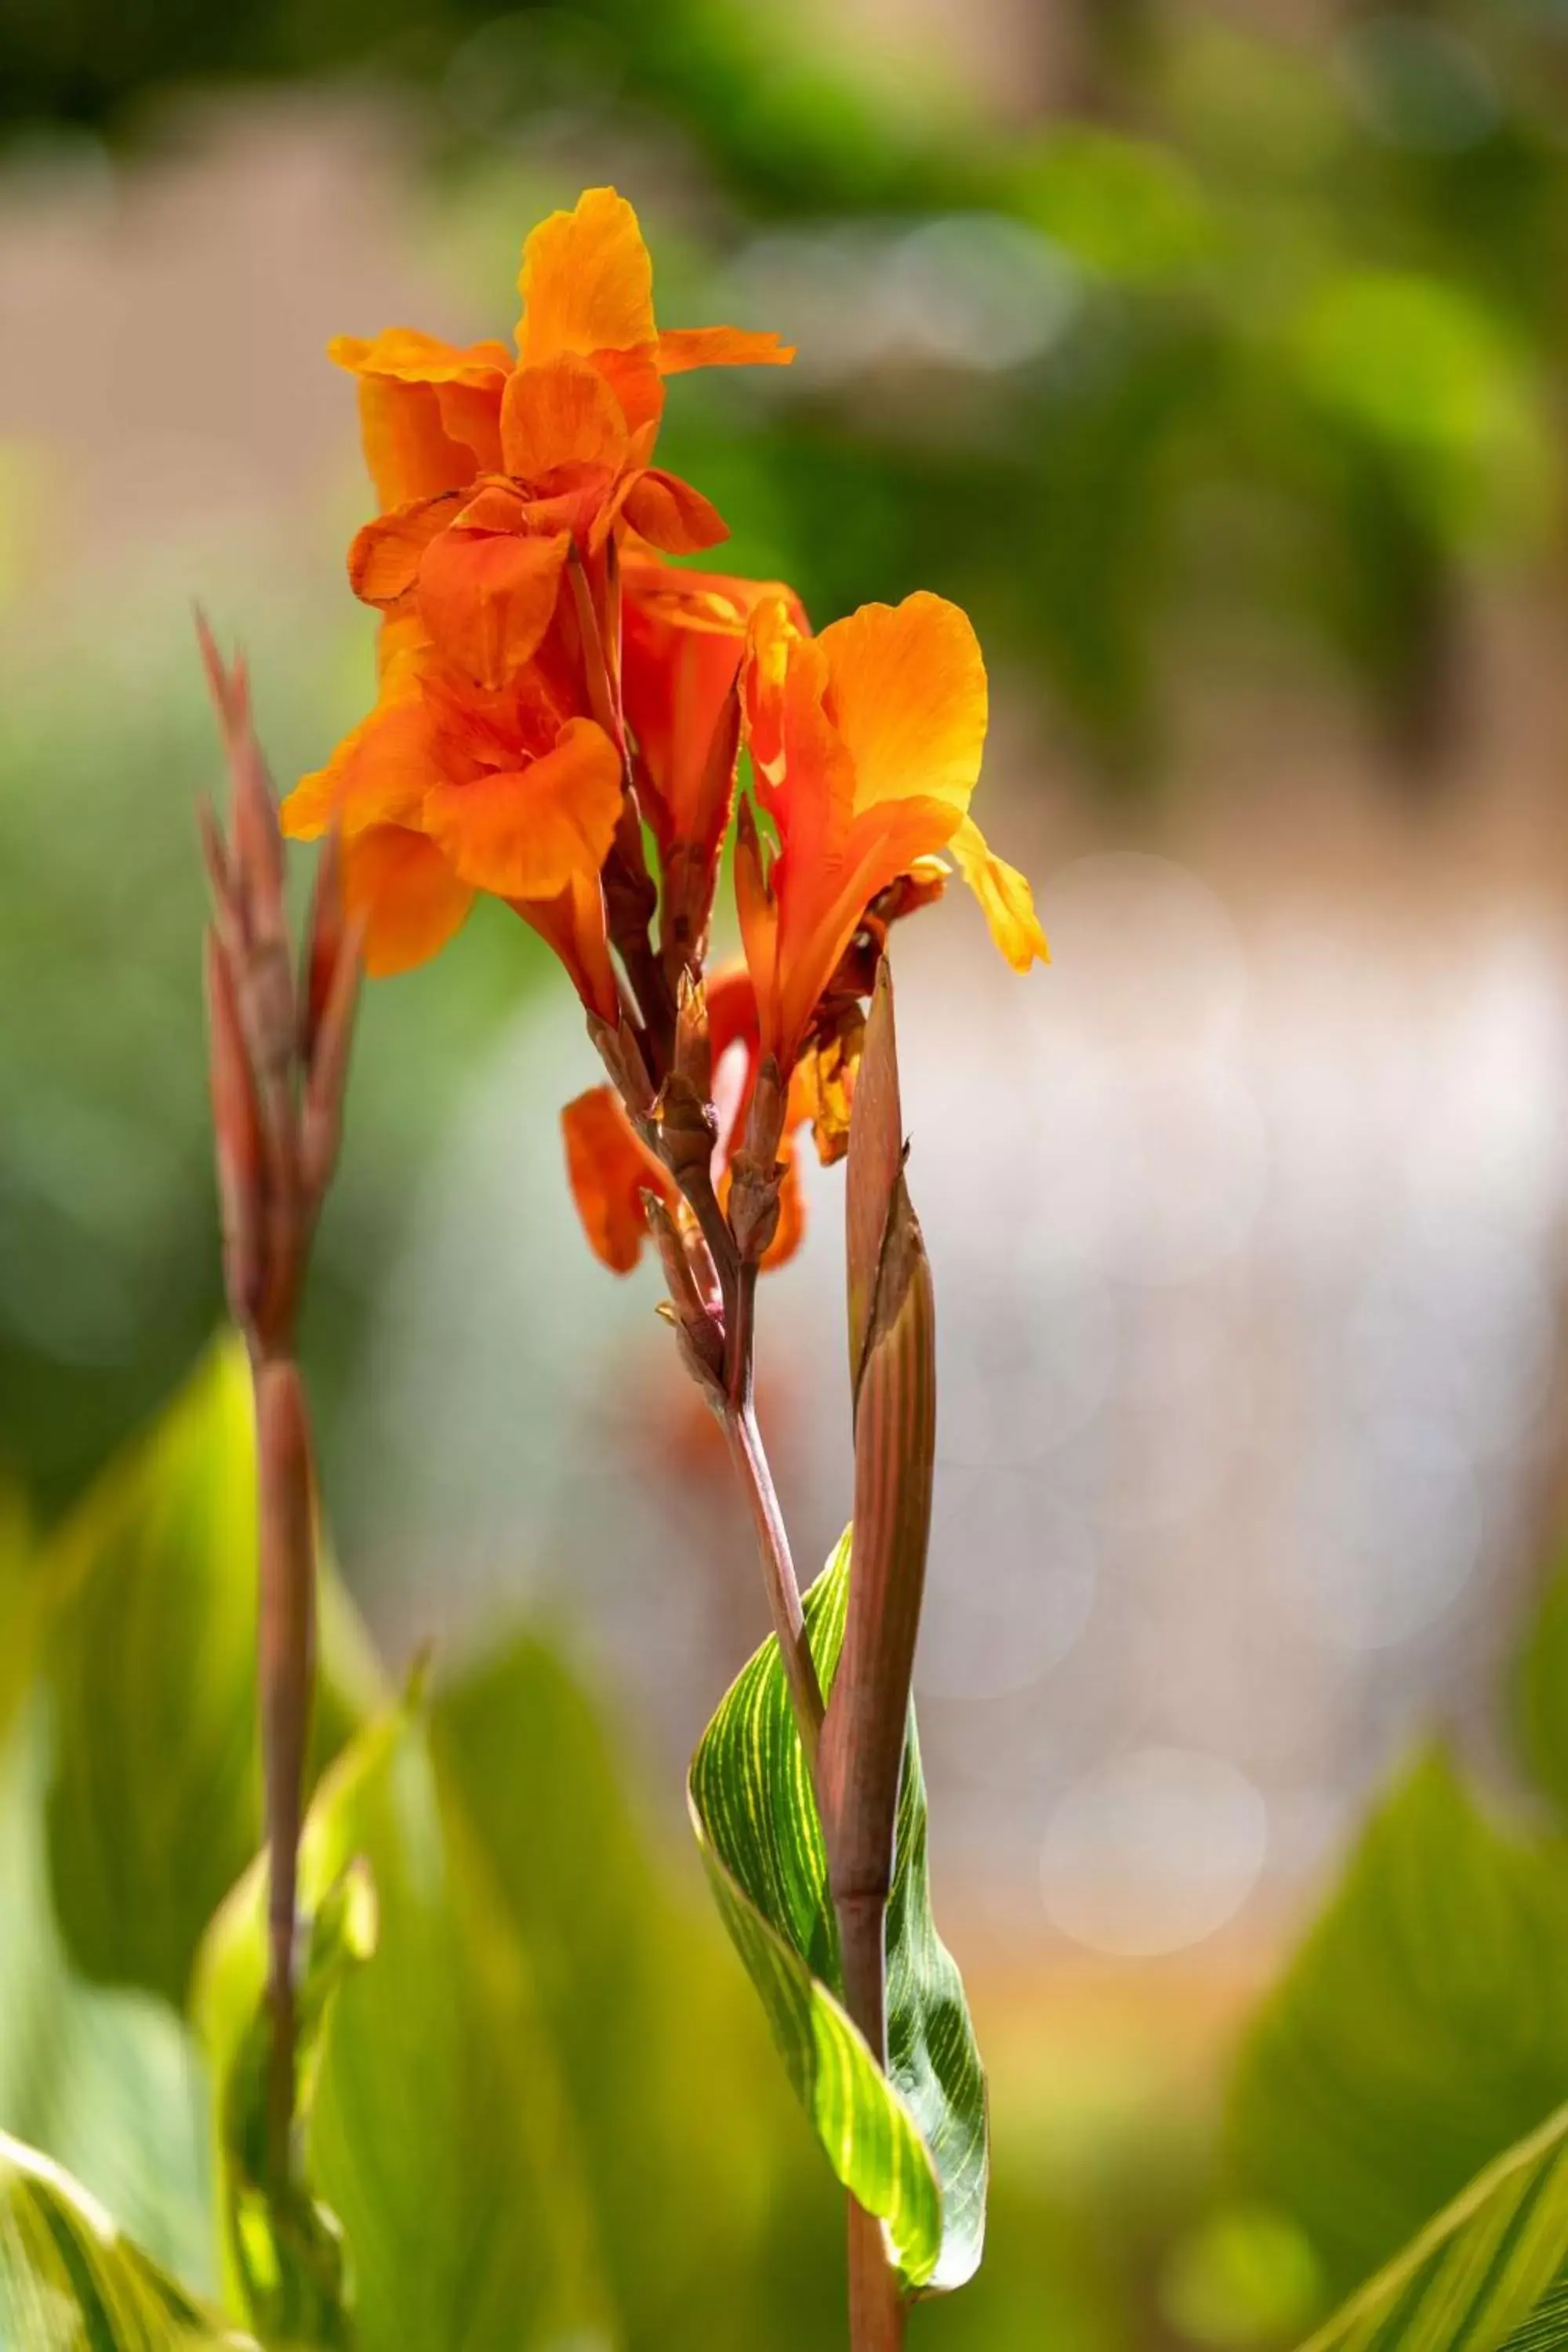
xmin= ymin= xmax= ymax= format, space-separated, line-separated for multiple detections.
xmin=283 ymin=187 xmax=1046 ymax=1292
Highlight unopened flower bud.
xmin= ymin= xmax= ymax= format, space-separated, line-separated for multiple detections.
xmin=674 ymin=966 xmax=711 ymax=1099
xmin=645 ymin=1192 xmax=726 ymax=1403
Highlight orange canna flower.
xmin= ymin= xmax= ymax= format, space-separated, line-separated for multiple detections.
xmin=737 ymin=591 xmax=1047 ymax=1070
xmin=336 ymin=188 xmax=793 ymax=691
xmin=282 ymin=632 xmax=622 ymax=986
xmin=620 ymin=552 xmax=809 ymax=971
xmin=561 ymin=962 xmax=816 ymax=1276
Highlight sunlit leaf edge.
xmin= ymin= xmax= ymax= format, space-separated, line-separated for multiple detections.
xmin=0 ymin=2128 xmax=256 ymax=2351
xmin=687 ymin=1526 xmax=987 ymax=2296
xmin=1300 ymin=2099 xmax=1568 ymax=2352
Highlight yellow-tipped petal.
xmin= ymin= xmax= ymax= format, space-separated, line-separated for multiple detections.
xmin=949 ymin=816 xmax=1048 ymax=972
xmin=818 ymin=592 xmax=988 ymax=818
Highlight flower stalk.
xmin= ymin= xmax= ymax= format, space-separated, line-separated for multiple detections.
xmin=198 ymin=619 xmax=361 ymax=2194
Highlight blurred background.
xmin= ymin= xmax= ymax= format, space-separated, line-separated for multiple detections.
xmin=5 ymin=0 xmax=1568 ymax=2342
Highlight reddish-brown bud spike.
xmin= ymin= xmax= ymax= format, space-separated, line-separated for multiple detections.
xmin=205 ymin=926 xmax=267 ymax=1335
xmin=846 ymin=960 xmax=905 ymax=1404
xmin=229 ymin=710 xmax=287 ymax=952
xmin=299 ymin=825 xmax=347 ymax=1069
xmin=299 ymin=916 xmax=363 ymax=1206
xmin=197 ymin=794 xmax=247 ymax=962
xmin=194 ymin=607 xmax=241 ymax=740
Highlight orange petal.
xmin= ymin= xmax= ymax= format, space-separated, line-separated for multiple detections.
xmin=517 ymin=188 xmax=656 ymax=367
xmin=591 ymin=343 xmax=666 ymax=436
xmin=330 ymin=328 xmax=514 ymax=386
xmin=734 ymin=800 xmax=781 ymax=1061
xmin=348 ymin=492 xmax=463 ymax=607
xmin=560 ymin=1086 xmax=673 ymax=1274
xmin=376 ymin=607 xmax=433 ymax=688
xmin=759 ymin=1133 xmax=807 ymax=1272
xmin=342 ymin=824 xmax=474 ymax=977
xmin=949 ymin=815 xmax=1049 ymax=972
xmin=658 ymin=326 xmax=795 ymax=373
xmin=416 ymin=527 xmax=571 ymax=691
xmin=514 ymin=869 xmax=619 ymax=1024
xmin=818 ymin=592 xmax=988 ymax=817
xmin=282 ymin=697 xmax=438 ymax=841
xmin=434 ymin=379 xmax=505 ymax=474
xmin=350 ymin=378 xmax=480 ymax=510
xmin=618 ymin=467 xmax=729 ymax=555
xmin=501 ymin=354 xmax=630 ymax=481
xmin=332 ymin=332 xmax=511 ymax=506
xmin=423 ymin=717 xmax=623 ymax=900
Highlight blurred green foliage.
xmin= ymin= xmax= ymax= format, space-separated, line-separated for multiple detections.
xmin=13 ymin=1342 xmax=1568 ymax=2348
xmin=1222 ymin=1544 xmax=1568 ymax=2331
xmin=1 ymin=1347 xmax=1218 ymax=2350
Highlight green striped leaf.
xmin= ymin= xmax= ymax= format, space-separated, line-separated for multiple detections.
xmin=1303 ymin=2102 xmax=1568 ymax=2352
xmin=0 ymin=2129 xmax=253 ymax=2351
xmin=432 ymin=1632 xmax=813 ymax=2347
xmin=43 ymin=1337 xmax=385 ymax=2013
xmin=194 ymin=1704 xmax=613 ymax=2352
xmin=688 ymin=1527 xmax=987 ymax=2296
xmin=1227 ymin=1748 xmax=1568 ymax=2299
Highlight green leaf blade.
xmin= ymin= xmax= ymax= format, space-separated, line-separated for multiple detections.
xmin=0 ymin=2129 xmax=253 ymax=2352
xmin=688 ymin=1527 xmax=987 ymax=2296
xmin=195 ymin=1703 xmax=614 ymax=2352
xmin=42 ymin=1337 xmax=383 ymax=2014
xmin=1303 ymin=2105 xmax=1568 ymax=2352
xmin=1227 ymin=1747 xmax=1568 ymax=2300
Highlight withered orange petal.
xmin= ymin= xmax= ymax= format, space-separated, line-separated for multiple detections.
xmin=619 ymin=468 xmax=729 ymax=556
xmin=501 ymin=354 xmax=630 ymax=481
xmin=657 ymin=326 xmax=795 ymax=373
xmin=560 ymin=1085 xmax=672 ymax=1274
xmin=416 ymin=528 xmax=571 ymax=691
xmin=949 ymin=815 xmax=1049 ymax=972
xmin=423 ymin=717 xmax=623 ymax=902
xmin=282 ymin=698 xmax=437 ymax=842
xmin=348 ymin=492 xmax=463 ymax=608
xmin=818 ymin=591 xmax=988 ymax=817
xmin=343 ymin=824 xmax=475 ymax=977
xmin=517 ymin=188 xmax=656 ymax=368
